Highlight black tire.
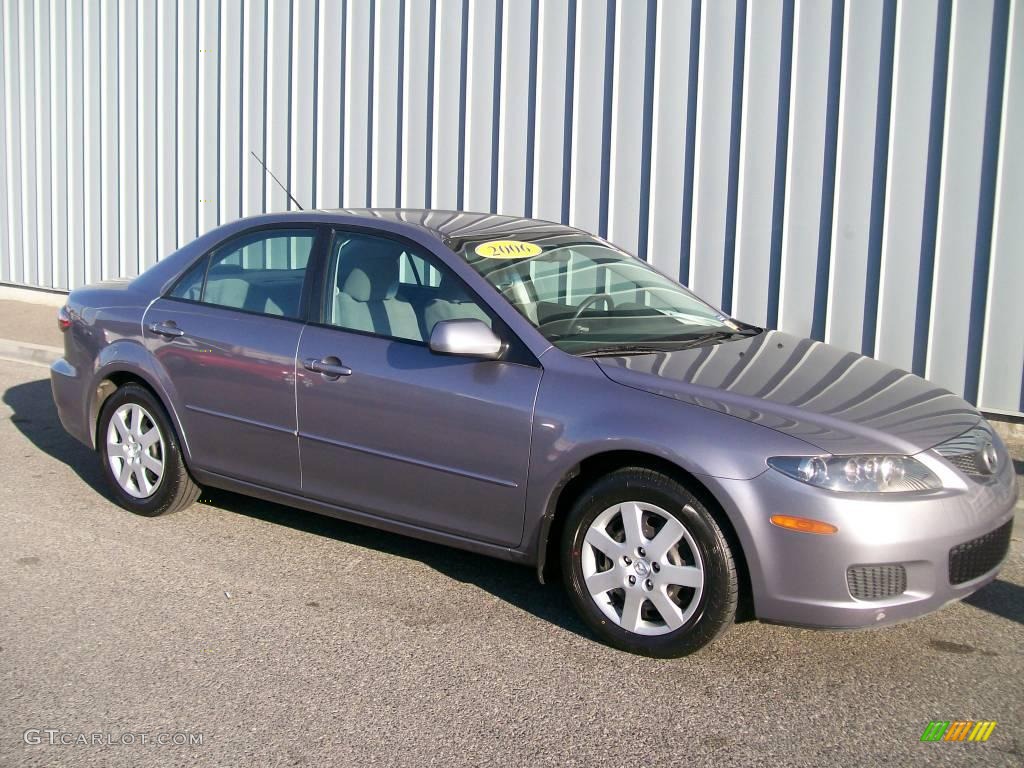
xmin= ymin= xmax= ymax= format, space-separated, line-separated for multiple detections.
xmin=96 ymin=383 xmax=200 ymax=517
xmin=561 ymin=467 xmax=738 ymax=657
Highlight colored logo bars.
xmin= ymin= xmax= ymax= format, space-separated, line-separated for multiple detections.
xmin=920 ymin=721 xmax=997 ymax=742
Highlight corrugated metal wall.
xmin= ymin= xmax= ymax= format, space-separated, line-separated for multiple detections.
xmin=1 ymin=0 xmax=1022 ymax=414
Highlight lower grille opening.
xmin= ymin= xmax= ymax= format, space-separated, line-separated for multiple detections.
xmin=847 ymin=564 xmax=907 ymax=601
xmin=949 ymin=520 xmax=1013 ymax=585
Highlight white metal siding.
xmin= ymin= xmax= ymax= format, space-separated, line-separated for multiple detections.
xmin=0 ymin=0 xmax=1021 ymax=415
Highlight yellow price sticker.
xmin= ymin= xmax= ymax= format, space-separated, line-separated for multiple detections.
xmin=474 ymin=240 xmax=543 ymax=259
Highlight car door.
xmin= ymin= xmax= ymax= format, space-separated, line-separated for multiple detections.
xmin=144 ymin=225 xmax=325 ymax=492
xmin=295 ymin=229 xmax=542 ymax=547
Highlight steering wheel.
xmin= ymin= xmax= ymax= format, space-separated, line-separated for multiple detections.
xmin=566 ymin=293 xmax=616 ymax=337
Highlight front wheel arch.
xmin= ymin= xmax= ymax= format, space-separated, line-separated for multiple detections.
xmin=560 ymin=466 xmax=739 ymax=656
xmin=537 ymin=450 xmax=754 ymax=622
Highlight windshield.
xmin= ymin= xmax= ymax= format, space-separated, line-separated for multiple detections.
xmin=458 ymin=239 xmax=752 ymax=354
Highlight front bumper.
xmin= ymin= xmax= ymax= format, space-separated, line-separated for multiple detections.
xmin=711 ymin=453 xmax=1018 ymax=629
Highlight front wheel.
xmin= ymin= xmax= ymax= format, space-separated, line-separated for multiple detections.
xmin=97 ymin=383 xmax=200 ymax=516
xmin=561 ymin=468 xmax=738 ymax=657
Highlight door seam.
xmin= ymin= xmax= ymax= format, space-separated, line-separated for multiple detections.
xmin=294 ymin=322 xmax=307 ymax=491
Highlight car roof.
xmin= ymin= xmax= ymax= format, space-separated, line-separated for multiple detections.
xmin=318 ymin=208 xmax=598 ymax=251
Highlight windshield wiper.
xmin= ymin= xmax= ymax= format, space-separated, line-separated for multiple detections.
xmin=671 ymin=327 xmax=761 ymax=349
xmin=576 ymin=327 xmax=762 ymax=357
xmin=577 ymin=344 xmax=672 ymax=357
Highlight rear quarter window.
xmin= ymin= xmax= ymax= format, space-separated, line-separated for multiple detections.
xmin=167 ymin=257 xmax=208 ymax=301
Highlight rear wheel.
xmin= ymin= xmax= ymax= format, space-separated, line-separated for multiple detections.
xmin=561 ymin=468 xmax=738 ymax=657
xmin=97 ymin=384 xmax=200 ymax=516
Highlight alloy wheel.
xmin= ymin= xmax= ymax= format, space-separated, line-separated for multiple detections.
xmin=105 ymin=403 xmax=166 ymax=499
xmin=581 ymin=501 xmax=705 ymax=636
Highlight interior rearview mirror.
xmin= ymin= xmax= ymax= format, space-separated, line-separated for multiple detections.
xmin=429 ymin=319 xmax=504 ymax=360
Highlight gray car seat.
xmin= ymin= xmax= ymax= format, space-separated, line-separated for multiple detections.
xmin=333 ymin=242 xmax=422 ymax=341
xmin=204 ymin=273 xmax=303 ymax=317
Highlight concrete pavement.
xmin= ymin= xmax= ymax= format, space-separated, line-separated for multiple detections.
xmin=0 ymin=296 xmax=65 ymax=350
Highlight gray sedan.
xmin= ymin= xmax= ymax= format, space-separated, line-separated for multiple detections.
xmin=50 ymin=210 xmax=1018 ymax=657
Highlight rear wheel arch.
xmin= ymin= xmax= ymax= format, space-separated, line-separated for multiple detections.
xmin=537 ymin=450 xmax=754 ymax=621
xmin=90 ymin=369 xmax=190 ymax=463
xmin=96 ymin=381 xmax=201 ymax=516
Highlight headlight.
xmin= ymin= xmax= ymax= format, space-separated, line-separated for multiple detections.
xmin=767 ymin=455 xmax=942 ymax=493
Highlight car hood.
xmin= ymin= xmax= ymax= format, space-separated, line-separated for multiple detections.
xmin=596 ymin=330 xmax=981 ymax=455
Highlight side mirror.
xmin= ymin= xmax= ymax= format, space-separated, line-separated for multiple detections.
xmin=429 ymin=319 xmax=504 ymax=360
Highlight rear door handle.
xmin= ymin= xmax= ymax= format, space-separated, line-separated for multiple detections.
xmin=303 ymin=356 xmax=353 ymax=379
xmin=148 ymin=321 xmax=185 ymax=338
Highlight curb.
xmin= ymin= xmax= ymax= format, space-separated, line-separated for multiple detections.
xmin=0 ymin=338 xmax=62 ymax=367
xmin=0 ymin=284 xmax=68 ymax=307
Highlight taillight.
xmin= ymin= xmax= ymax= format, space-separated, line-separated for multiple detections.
xmin=58 ymin=305 xmax=72 ymax=332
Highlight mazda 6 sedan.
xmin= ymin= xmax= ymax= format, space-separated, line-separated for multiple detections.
xmin=51 ymin=209 xmax=1018 ymax=656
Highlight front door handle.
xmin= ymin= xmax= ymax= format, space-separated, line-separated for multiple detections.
xmin=148 ymin=321 xmax=185 ymax=338
xmin=303 ymin=356 xmax=353 ymax=379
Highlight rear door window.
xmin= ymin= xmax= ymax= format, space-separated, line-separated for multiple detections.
xmin=168 ymin=228 xmax=317 ymax=319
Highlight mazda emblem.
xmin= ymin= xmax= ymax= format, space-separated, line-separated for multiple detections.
xmin=980 ymin=441 xmax=998 ymax=474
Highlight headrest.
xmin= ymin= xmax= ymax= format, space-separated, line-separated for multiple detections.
xmin=203 ymin=277 xmax=250 ymax=304
xmin=338 ymin=241 xmax=404 ymax=302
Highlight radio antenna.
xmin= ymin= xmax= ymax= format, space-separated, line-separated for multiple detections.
xmin=249 ymin=151 xmax=304 ymax=211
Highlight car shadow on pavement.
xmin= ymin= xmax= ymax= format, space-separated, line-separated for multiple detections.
xmin=3 ymin=377 xmax=589 ymax=640
xmin=197 ymin=486 xmax=589 ymax=638
xmin=963 ymin=579 xmax=1024 ymax=626
xmin=3 ymin=378 xmax=107 ymax=493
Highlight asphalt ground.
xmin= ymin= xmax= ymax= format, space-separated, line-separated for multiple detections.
xmin=1 ymin=358 xmax=1022 ymax=767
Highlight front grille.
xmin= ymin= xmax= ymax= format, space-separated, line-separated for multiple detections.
xmin=948 ymin=521 xmax=1013 ymax=585
xmin=847 ymin=564 xmax=907 ymax=601
xmin=946 ymin=452 xmax=986 ymax=476
xmin=934 ymin=425 xmax=1000 ymax=478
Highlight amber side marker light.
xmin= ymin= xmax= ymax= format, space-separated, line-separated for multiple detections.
xmin=769 ymin=515 xmax=839 ymax=535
